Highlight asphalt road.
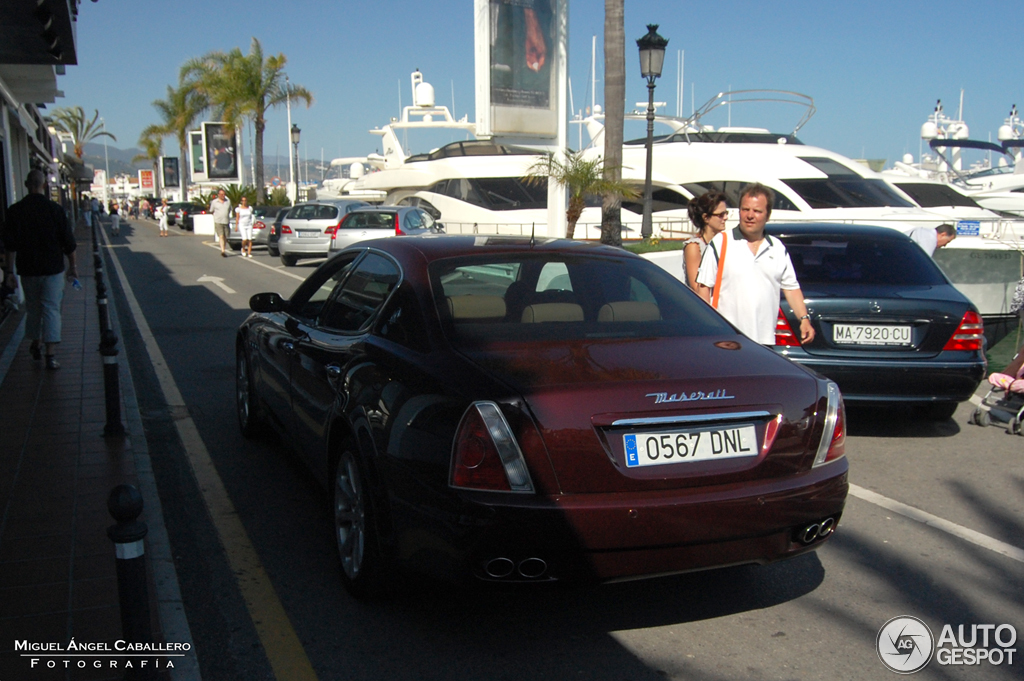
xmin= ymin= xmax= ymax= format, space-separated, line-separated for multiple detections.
xmin=105 ymin=217 xmax=1024 ymax=681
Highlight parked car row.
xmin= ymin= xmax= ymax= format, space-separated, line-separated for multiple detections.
xmin=232 ymin=220 xmax=984 ymax=596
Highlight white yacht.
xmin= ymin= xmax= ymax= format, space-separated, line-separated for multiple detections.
xmin=576 ymin=91 xmax=1024 ymax=317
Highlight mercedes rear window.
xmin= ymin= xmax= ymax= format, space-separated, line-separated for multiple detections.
xmin=430 ymin=253 xmax=732 ymax=345
xmin=777 ymin=235 xmax=947 ymax=286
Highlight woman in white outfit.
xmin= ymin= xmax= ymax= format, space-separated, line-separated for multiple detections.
xmin=157 ymin=198 xmax=169 ymax=237
xmin=235 ymin=196 xmax=255 ymax=258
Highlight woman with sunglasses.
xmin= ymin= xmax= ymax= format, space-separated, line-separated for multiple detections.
xmin=683 ymin=191 xmax=729 ymax=292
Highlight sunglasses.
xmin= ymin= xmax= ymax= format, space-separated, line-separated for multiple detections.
xmin=709 ymin=210 xmax=729 ymax=219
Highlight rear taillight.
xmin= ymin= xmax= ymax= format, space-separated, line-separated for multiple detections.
xmin=254 ymin=220 xmax=266 ymax=230
xmin=394 ymin=214 xmax=403 ymax=236
xmin=450 ymin=402 xmax=534 ymax=493
xmin=813 ymin=382 xmax=846 ymax=467
xmin=943 ymin=310 xmax=984 ymax=351
xmin=775 ymin=308 xmax=800 ymax=346
xmin=281 ymin=224 xmax=292 ymax=234
xmin=761 ymin=414 xmax=783 ymax=456
xmin=325 ymin=222 xmax=341 ymax=238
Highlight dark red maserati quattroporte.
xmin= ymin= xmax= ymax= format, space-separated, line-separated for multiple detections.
xmin=237 ymin=235 xmax=848 ymax=596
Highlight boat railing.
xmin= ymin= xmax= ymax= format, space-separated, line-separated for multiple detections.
xmin=440 ymin=217 xmax=697 ymax=240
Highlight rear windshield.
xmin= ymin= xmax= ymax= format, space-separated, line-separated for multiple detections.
xmin=430 ymin=253 xmax=733 ymax=345
xmin=776 ymin=234 xmax=947 ymax=286
xmin=342 ymin=212 xmax=397 ymax=229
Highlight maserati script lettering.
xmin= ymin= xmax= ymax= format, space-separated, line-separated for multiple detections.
xmin=646 ymin=390 xmax=735 ymax=404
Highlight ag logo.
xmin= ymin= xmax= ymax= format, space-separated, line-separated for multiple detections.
xmin=877 ymin=616 xmax=934 ymax=674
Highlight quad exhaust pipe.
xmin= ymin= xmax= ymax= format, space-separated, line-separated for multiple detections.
xmin=798 ymin=516 xmax=836 ymax=545
xmin=483 ymin=557 xmax=548 ymax=579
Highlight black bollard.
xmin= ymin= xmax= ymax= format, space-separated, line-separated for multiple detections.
xmin=106 ymin=485 xmax=156 ymax=681
xmin=96 ymin=278 xmax=109 ymax=333
xmin=100 ymin=330 xmax=125 ymax=437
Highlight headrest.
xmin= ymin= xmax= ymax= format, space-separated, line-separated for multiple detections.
xmin=521 ymin=303 xmax=584 ymax=323
xmin=447 ymin=295 xmax=507 ymax=320
xmin=597 ymin=301 xmax=661 ymax=322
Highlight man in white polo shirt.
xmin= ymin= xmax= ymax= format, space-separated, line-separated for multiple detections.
xmin=695 ymin=183 xmax=815 ymax=346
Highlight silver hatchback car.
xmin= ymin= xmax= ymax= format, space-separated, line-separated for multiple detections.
xmin=326 ymin=205 xmax=445 ymax=254
xmin=277 ymin=200 xmax=367 ymax=266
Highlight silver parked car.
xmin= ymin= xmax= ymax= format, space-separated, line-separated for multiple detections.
xmin=277 ymin=200 xmax=368 ymax=266
xmin=326 ymin=205 xmax=445 ymax=253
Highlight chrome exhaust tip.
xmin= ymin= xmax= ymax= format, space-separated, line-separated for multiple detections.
xmin=484 ymin=557 xmax=515 ymax=579
xmin=800 ymin=523 xmax=820 ymax=544
xmin=818 ymin=517 xmax=835 ymax=537
xmin=517 ymin=557 xmax=547 ymax=579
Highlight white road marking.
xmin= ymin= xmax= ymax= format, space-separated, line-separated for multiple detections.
xmin=102 ymin=232 xmax=319 ymax=680
xmin=849 ymin=483 xmax=1024 ymax=564
xmin=197 ymin=275 xmax=236 ymax=294
xmin=201 ymin=241 xmax=307 ymax=281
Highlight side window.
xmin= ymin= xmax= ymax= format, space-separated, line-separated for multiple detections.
xmin=376 ymin=283 xmax=429 ymax=352
xmin=319 ymin=253 xmax=401 ymax=332
xmin=537 ymin=262 xmax=572 ymax=292
xmin=628 ymin=277 xmax=657 ymax=303
xmin=420 ymin=210 xmax=436 ymax=230
xmin=289 ymin=253 xmax=360 ymax=320
xmin=405 ymin=210 xmax=424 ymax=230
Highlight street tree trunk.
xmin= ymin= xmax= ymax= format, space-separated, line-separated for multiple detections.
xmin=601 ymin=0 xmax=625 ymax=247
xmin=255 ymin=108 xmax=266 ymax=203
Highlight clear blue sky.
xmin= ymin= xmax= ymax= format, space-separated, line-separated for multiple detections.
xmin=58 ymin=0 xmax=1022 ymax=171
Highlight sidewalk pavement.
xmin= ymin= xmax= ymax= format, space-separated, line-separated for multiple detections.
xmin=0 ymin=216 xmax=197 ymax=680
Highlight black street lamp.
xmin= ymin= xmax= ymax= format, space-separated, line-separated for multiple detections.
xmin=290 ymin=124 xmax=301 ymax=202
xmin=636 ymin=24 xmax=668 ymax=239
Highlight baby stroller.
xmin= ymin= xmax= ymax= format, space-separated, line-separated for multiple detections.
xmin=970 ymin=349 xmax=1024 ymax=434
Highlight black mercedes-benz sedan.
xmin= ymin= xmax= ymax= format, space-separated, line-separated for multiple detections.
xmin=768 ymin=223 xmax=986 ymax=419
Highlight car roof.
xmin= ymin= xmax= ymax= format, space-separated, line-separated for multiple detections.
xmin=348 ymin=206 xmax=410 ymax=213
xmin=338 ymin=235 xmax=638 ymax=264
xmin=766 ymin=223 xmax=916 ymax=240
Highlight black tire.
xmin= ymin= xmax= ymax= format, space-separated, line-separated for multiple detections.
xmin=268 ymin=246 xmax=279 ymax=257
xmin=236 ymin=345 xmax=266 ymax=438
xmin=333 ymin=448 xmax=390 ymax=598
xmin=280 ymin=253 xmax=297 ymax=267
xmin=229 ymin=241 xmax=242 ymax=252
xmin=922 ymin=402 xmax=958 ymax=421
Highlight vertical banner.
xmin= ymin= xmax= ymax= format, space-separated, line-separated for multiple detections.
xmin=92 ymin=169 xmax=107 ymax=194
xmin=189 ymin=130 xmax=206 ymax=182
xmin=161 ymin=157 xmax=180 ymax=188
xmin=139 ymin=169 xmax=154 ymax=192
xmin=476 ymin=0 xmax=564 ymax=138
xmin=203 ymin=122 xmax=240 ymax=182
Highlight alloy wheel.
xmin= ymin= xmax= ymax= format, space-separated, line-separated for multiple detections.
xmin=334 ymin=454 xmax=366 ymax=580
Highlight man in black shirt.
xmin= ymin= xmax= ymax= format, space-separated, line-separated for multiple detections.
xmin=2 ymin=170 xmax=78 ymax=369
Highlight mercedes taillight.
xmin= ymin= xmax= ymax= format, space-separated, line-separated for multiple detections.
xmin=943 ymin=310 xmax=984 ymax=351
xmin=775 ymin=309 xmax=801 ymax=347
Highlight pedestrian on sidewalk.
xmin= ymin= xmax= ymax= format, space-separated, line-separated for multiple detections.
xmin=110 ymin=202 xmax=121 ymax=236
xmin=209 ymin=189 xmax=232 ymax=257
xmin=90 ymin=196 xmax=101 ymax=229
xmin=235 ymin=196 xmax=254 ymax=258
xmin=156 ymin=198 xmax=169 ymax=237
xmin=1 ymin=169 xmax=78 ymax=370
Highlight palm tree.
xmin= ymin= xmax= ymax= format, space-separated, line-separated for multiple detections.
xmin=182 ymin=38 xmax=313 ymax=203
xmin=148 ymin=83 xmax=208 ymax=198
xmin=47 ymin=106 xmax=116 ymax=159
xmin=601 ymin=0 xmax=626 ymax=246
xmin=528 ymin=152 xmax=637 ymax=239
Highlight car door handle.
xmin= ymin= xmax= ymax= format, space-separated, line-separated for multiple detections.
xmin=325 ymin=364 xmax=342 ymax=379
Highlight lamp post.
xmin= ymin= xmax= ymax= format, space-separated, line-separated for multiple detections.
xmin=290 ymin=124 xmax=301 ymax=204
xmin=637 ymin=24 xmax=668 ymax=239
xmin=101 ymin=117 xmax=111 ymax=206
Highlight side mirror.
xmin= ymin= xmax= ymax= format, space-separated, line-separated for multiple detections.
xmin=434 ymin=222 xmax=445 ymax=233
xmin=249 ymin=292 xmax=287 ymax=313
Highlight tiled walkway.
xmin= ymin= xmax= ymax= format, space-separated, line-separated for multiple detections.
xmin=0 ymin=218 xmax=188 ymax=680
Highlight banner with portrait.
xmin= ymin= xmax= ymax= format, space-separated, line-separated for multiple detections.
xmin=475 ymin=0 xmax=564 ymax=138
xmin=161 ymin=157 xmax=180 ymax=188
xmin=202 ymin=122 xmax=240 ymax=181
xmin=138 ymin=169 xmax=154 ymax=192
